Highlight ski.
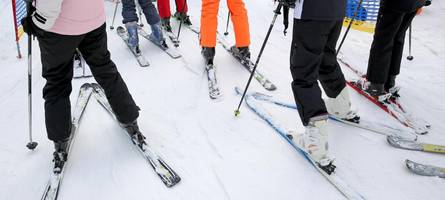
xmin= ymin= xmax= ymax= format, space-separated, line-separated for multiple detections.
xmin=73 ymin=49 xmax=92 ymax=79
xmin=217 ymin=34 xmax=277 ymax=91
xmin=235 ymin=88 xmax=365 ymax=199
xmin=205 ymin=60 xmax=222 ymax=99
xmin=337 ymin=56 xmax=430 ymax=134
xmin=235 ymin=87 xmax=418 ymax=141
xmin=90 ymin=83 xmax=181 ymax=187
xmin=41 ymin=83 xmax=94 ymax=200
xmin=405 ymin=160 xmax=445 ymax=178
xmin=387 ymin=136 xmax=445 ymax=154
xmin=116 ymin=26 xmax=150 ymax=67
xmin=137 ymin=26 xmax=182 ymax=59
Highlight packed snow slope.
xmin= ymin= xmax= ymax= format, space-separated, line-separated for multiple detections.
xmin=1 ymin=0 xmax=444 ymax=199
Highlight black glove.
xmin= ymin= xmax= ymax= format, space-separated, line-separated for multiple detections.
xmin=21 ymin=4 xmax=37 ymax=35
xmin=277 ymin=0 xmax=296 ymax=9
xmin=425 ymin=0 xmax=432 ymax=6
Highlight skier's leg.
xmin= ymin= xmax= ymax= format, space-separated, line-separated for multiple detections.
xmin=386 ymin=11 xmax=417 ymax=90
xmin=227 ymin=0 xmax=250 ymax=48
xmin=175 ymin=0 xmax=188 ymax=13
xmin=121 ymin=0 xmax=139 ymax=24
xmin=367 ymin=7 xmax=404 ymax=85
xmin=290 ymin=19 xmax=330 ymax=126
xmin=137 ymin=0 xmax=161 ymax=25
xmin=78 ymin=24 xmax=140 ymax=124
xmin=320 ymin=20 xmax=358 ymax=121
xmin=200 ymin=0 xmax=220 ymax=48
xmin=157 ymin=0 xmax=172 ymax=19
xmin=37 ymin=30 xmax=83 ymax=142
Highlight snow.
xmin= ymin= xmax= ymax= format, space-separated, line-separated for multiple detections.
xmin=1 ymin=0 xmax=444 ymax=199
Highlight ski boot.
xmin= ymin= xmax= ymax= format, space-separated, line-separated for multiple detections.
xmin=125 ymin=21 xmax=141 ymax=54
xmin=161 ymin=17 xmax=173 ymax=32
xmin=230 ymin=46 xmax=251 ymax=61
xmin=53 ymin=138 xmax=70 ymax=174
xmin=365 ymin=82 xmax=392 ymax=102
xmin=325 ymin=86 xmax=360 ymax=123
xmin=295 ymin=115 xmax=336 ymax=174
xmin=201 ymin=47 xmax=216 ymax=64
xmin=174 ymin=12 xmax=192 ymax=26
xmin=122 ymin=120 xmax=147 ymax=148
xmin=149 ymin=22 xmax=168 ymax=48
xmin=385 ymin=75 xmax=401 ymax=99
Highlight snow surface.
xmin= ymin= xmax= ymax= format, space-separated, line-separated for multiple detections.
xmin=1 ymin=0 xmax=444 ymax=199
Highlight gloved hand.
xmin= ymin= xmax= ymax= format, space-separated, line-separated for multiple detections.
xmin=276 ymin=0 xmax=296 ymax=8
xmin=425 ymin=0 xmax=432 ymax=6
xmin=21 ymin=5 xmax=37 ymax=35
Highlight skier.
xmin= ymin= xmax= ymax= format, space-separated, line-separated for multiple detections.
xmin=365 ymin=0 xmax=430 ymax=97
xmin=22 ymin=0 xmax=142 ymax=170
xmin=157 ymin=0 xmax=191 ymax=32
xmin=287 ymin=0 xmax=359 ymax=171
xmin=121 ymin=0 xmax=166 ymax=52
xmin=200 ymin=0 xmax=251 ymax=63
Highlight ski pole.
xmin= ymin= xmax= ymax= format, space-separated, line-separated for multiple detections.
xmin=224 ymin=11 xmax=230 ymax=36
xmin=175 ymin=0 xmax=188 ymax=48
xmin=136 ymin=2 xmax=144 ymax=27
xmin=25 ymin=0 xmax=37 ymax=150
xmin=110 ymin=0 xmax=119 ymax=30
xmin=336 ymin=0 xmax=364 ymax=55
xmin=235 ymin=3 xmax=283 ymax=116
xmin=407 ymin=25 xmax=413 ymax=60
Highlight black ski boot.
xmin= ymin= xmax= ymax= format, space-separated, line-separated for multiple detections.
xmin=122 ymin=120 xmax=146 ymax=147
xmin=385 ymin=75 xmax=400 ymax=98
xmin=366 ymin=83 xmax=386 ymax=97
xmin=201 ymin=47 xmax=215 ymax=64
xmin=230 ymin=46 xmax=251 ymax=60
xmin=174 ymin=12 xmax=192 ymax=26
xmin=53 ymin=139 xmax=69 ymax=174
xmin=161 ymin=17 xmax=173 ymax=32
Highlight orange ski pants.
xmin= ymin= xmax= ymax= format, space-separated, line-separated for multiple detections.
xmin=200 ymin=0 xmax=250 ymax=48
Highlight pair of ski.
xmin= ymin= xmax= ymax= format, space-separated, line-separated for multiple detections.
xmin=203 ymin=35 xmax=277 ymax=99
xmin=234 ymin=87 xmax=365 ymax=199
xmin=337 ymin=56 xmax=430 ymax=135
xmin=175 ymin=17 xmax=277 ymax=99
xmin=41 ymin=83 xmax=180 ymax=200
xmin=236 ymin=87 xmax=445 ymax=180
xmin=116 ymin=26 xmax=182 ymax=67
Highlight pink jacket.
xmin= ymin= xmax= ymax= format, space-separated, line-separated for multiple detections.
xmin=33 ymin=0 xmax=106 ymax=35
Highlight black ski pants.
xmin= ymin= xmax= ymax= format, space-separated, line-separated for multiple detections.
xmin=290 ymin=19 xmax=346 ymax=126
xmin=367 ymin=7 xmax=417 ymax=88
xmin=36 ymin=24 xmax=139 ymax=142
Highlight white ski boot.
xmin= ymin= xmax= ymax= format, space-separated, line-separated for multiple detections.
xmin=325 ymin=86 xmax=360 ymax=123
xmin=294 ymin=115 xmax=336 ymax=174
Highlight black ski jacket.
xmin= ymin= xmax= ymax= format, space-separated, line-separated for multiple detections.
xmin=293 ymin=0 xmax=346 ymax=21
xmin=383 ymin=0 xmax=427 ymax=13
